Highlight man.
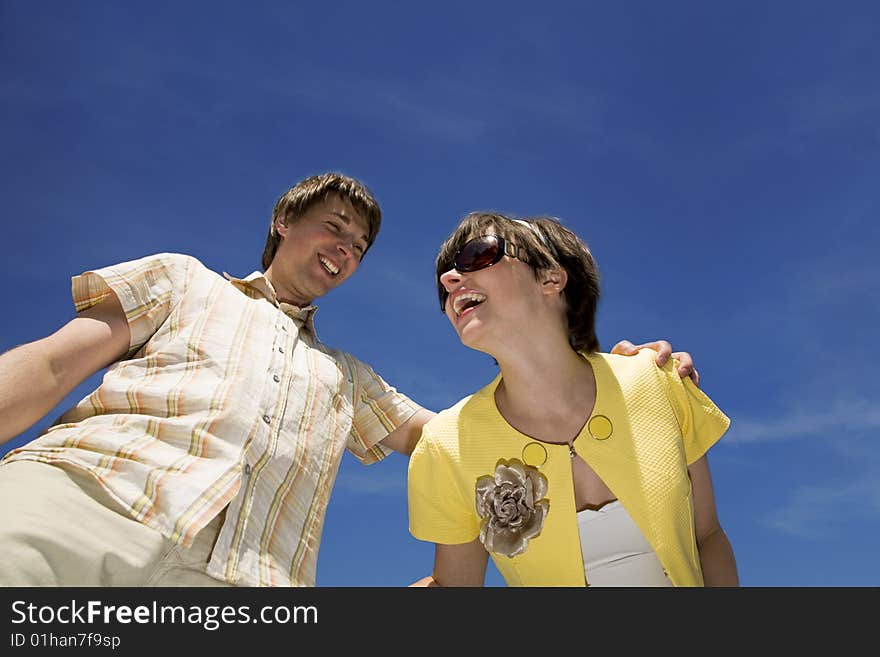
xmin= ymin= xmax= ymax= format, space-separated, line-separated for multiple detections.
xmin=0 ymin=172 xmax=695 ymax=586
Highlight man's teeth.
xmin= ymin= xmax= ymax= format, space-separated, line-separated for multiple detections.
xmin=454 ymin=292 xmax=487 ymax=316
xmin=319 ymin=256 xmax=339 ymax=275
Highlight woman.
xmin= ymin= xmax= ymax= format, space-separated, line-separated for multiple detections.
xmin=407 ymin=212 xmax=738 ymax=586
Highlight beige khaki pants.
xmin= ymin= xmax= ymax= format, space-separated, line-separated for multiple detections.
xmin=0 ymin=460 xmax=229 ymax=586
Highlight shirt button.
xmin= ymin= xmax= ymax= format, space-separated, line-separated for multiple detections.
xmin=281 ymin=325 xmax=288 ymax=332
xmin=278 ymin=346 xmax=285 ymax=354
xmin=273 ymin=374 xmax=280 ymax=383
xmin=244 ymin=463 xmax=252 ymax=476
xmin=262 ymin=414 xmax=271 ymax=424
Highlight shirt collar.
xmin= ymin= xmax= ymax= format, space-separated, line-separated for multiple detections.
xmin=223 ymin=270 xmax=319 ymax=332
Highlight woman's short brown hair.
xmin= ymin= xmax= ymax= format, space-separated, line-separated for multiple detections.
xmin=261 ymin=172 xmax=381 ymax=270
xmin=435 ymin=212 xmax=601 ymax=352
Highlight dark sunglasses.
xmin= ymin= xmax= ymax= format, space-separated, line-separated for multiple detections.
xmin=437 ymin=235 xmax=528 ymax=310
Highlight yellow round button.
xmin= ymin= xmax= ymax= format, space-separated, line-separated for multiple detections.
xmin=588 ymin=415 xmax=613 ymax=440
xmin=521 ymin=442 xmax=548 ymax=467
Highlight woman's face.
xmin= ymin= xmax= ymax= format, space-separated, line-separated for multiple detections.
xmin=438 ymin=231 xmax=547 ymax=354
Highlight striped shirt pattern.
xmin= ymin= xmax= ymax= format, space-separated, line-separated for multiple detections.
xmin=1 ymin=253 xmax=420 ymax=586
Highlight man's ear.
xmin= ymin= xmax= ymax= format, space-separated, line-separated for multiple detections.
xmin=273 ymin=216 xmax=289 ymax=238
xmin=541 ymin=267 xmax=568 ymax=296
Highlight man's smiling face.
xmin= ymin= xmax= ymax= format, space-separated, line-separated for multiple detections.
xmin=266 ymin=194 xmax=370 ymax=306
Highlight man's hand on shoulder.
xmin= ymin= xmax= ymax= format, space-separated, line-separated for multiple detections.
xmin=610 ymin=339 xmax=700 ymax=387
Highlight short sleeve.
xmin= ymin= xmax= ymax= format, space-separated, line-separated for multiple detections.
xmin=407 ymin=424 xmax=480 ymax=545
xmin=346 ymin=356 xmax=421 ymax=464
xmin=661 ymin=359 xmax=731 ymax=465
xmin=71 ymin=252 xmax=194 ymax=355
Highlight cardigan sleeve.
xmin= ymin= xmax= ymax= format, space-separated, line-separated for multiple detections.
xmin=407 ymin=419 xmax=481 ymax=545
xmin=660 ymin=359 xmax=731 ymax=465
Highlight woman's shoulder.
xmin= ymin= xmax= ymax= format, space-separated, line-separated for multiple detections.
xmin=587 ymin=349 xmax=664 ymax=378
xmin=412 ymin=397 xmax=469 ymax=466
xmin=586 ymin=350 xmax=685 ymax=404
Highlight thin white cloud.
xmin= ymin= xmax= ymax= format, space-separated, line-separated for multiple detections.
xmin=790 ymin=86 xmax=880 ymax=138
xmin=797 ymin=262 xmax=880 ymax=309
xmin=281 ymin=73 xmax=607 ymax=143
xmin=4 ymin=21 xmax=612 ymax=148
xmin=761 ymin=475 xmax=880 ymax=539
xmin=726 ymin=399 xmax=880 ymax=444
xmin=732 ymin=79 xmax=880 ymax=163
xmin=728 ymin=396 xmax=880 ymax=539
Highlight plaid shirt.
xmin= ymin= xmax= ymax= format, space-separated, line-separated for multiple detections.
xmin=2 ymin=253 xmax=420 ymax=586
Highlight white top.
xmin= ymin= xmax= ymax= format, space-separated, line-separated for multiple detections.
xmin=577 ymin=500 xmax=673 ymax=587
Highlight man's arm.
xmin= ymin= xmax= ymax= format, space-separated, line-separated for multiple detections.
xmin=611 ymin=339 xmax=699 ymax=385
xmin=0 ymin=294 xmax=130 ymax=445
xmin=689 ymin=455 xmax=739 ymax=586
xmin=379 ymin=408 xmax=436 ymax=456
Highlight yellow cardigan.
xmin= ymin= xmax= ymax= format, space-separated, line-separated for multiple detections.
xmin=408 ymin=350 xmax=730 ymax=586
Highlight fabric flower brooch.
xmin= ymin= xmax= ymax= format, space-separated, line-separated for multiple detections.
xmin=475 ymin=459 xmax=549 ymax=558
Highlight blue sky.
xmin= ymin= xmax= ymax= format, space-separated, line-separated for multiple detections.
xmin=2 ymin=1 xmax=877 ymax=586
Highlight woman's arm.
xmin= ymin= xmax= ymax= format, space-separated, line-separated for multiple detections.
xmin=413 ymin=539 xmax=490 ymax=587
xmin=689 ymin=455 xmax=739 ymax=586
